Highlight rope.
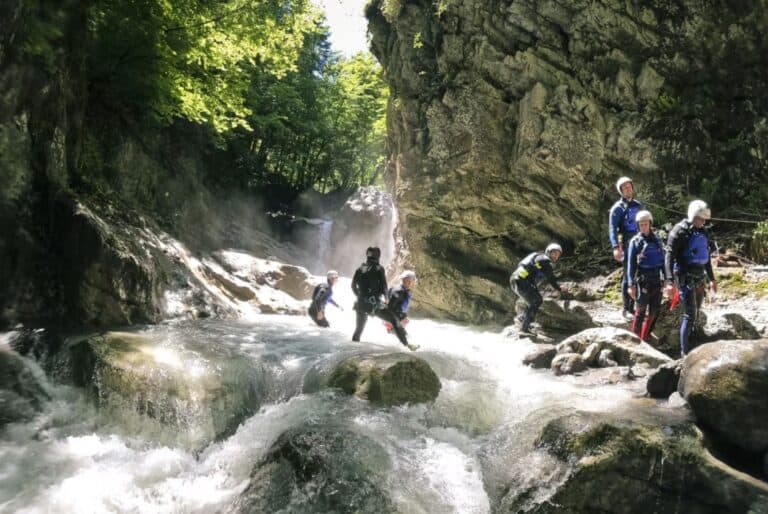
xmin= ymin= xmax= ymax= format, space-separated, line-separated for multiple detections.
xmin=642 ymin=201 xmax=762 ymax=225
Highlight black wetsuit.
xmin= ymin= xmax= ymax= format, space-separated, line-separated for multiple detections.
xmin=351 ymin=259 xmax=410 ymax=346
xmin=665 ymin=219 xmax=716 ymax=354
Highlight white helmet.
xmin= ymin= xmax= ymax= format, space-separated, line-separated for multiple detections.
xmin=326 ymin=270 xmax=339 ymax=280
xmin=687 ymin=200 xmax=711 ymax=222
xmin=635 ymin=210 xmax=653 ymax=223
xmin=616 ymin=176 xmax=633 ymax=195
xmin=545 ymin=243 xmax=563 ymax=258
xmin=400 ymin=270 xmax=417 ymax=281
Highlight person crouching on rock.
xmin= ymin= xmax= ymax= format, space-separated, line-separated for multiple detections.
xmin=308 ymin=270 xmax=342 ymax=327
xmin=626 ymin=210 xmax=670 ymax=342
xmin=382 ymin=270 xmax=419 ymax=351
xmin=510 ymin=243 xmax=565 ymax=336
xmin=665 ymin=200 xmax=718 ymax=356
xmin=351 ymin=247 xmax=418 ymax=351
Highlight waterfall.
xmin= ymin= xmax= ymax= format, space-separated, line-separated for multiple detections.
xmin=318 ymin=219 xmax=333 ymax=272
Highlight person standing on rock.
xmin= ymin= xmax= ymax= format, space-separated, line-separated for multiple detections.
xmin=609 ymin=176 xmax=644 ymax=320
xmin=510 ymin=243 xmax=565 ymax=336
xmin=352 ymin=247 xmax=418 ymax=351
xmin=308 ymin=270 xmax=342 ymax=327
xmin=626 ymin=210 xmax=670 ymax=342
xmin=665 ymin=200 xmax=718 ymax=356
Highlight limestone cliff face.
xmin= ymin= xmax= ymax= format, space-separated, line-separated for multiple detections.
xmin=367 ymin=0 xmax=768 ymax=323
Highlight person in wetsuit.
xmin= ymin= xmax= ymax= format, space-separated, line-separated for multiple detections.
xmin=382 ymin=271 xmax=417 ymax=349
xmin=510 ymin=243 xmax=564 ymax=336
xmin=625 ymin=210 xmax=670 ymax=342
xmin=351 ymin=247 xmax=418 ymax=351
xmin=308 ymin=270 xmax=341 ymax=327
xmin=665 ymin=200 xmax=717 ymax=356
xmin=609 ymin=176 xmax=644 ymax=320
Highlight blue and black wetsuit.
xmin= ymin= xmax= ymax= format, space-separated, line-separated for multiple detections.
xmin=387 ymin=284 xmax=412 ymax=320
xmin=626 ymin=231 xmax=669 ymax=341
xmin=609 ymin=197 xmax=643 ymax=313
xmin=510 ymin=252 xmax=561 ymax=332
xmin=308 ymin=282 xmax=339 ymax=327
xmin=665 ymin=219 xmax=716 ymax=355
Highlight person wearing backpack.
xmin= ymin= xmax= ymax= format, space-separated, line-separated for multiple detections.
xmin=625 ymin=211 xmax=671 ymax=342
xmin=609 ymin=176 xmax=644 ymax=320
xmin=510 ymin=243 xmax=565 ymax=337
xmin=308 ymin=270 xmax=342 ymax=327
xmin=351 ymin=247 xmax=418 ymax=350
xmin=665 ymin=200 xmax=717 ymax=356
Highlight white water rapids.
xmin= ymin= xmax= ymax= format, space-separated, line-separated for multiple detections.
xmin=0 ymin=280 xmax=646 ymax=514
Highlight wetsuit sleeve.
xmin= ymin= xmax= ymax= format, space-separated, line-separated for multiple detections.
xmin=540 ymin=258 xmax=561 ymax=291
xmin=705 ymin=231 xmax=716 ymax=281
xmin=625 ymin=238 xmax=638 ymax=286
xmin=328 ymin=294 xmax=340 ymax=308
xmin=665 ymin=223 xmax=683 ymax=281
xmin=608 ymin=202 xmax=624 ymax=248
xmin=660 ymin=238 xmax=672 ymax=281
xmin=351 ymin=269 xmax=361 ymax=296
xmin=377 ymin=267 xmax=388 ymax=297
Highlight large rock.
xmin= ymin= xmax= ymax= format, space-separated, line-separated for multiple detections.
xmin=678 ymin=340 xmax=768 ymax=454
xmin=53 ymin=331 xmax=269 ymax=450
xmin=557 ymin=327 xmax=672 ymax=368
xmin=646 ymin=360 xmax=682 ymax=399
xmin=326 ymin=353 xmax=441 ymax=406
xmin=653 ymin=306 xmax=760 ymax=356
xmin=500 ymin=412 xmax=768 ymax=513
xmin=523 ymin=345 xmax=557 ymax=369
xmin=208 ymin=250 xmax=314 ymax=314
xmin=0 ymin=345 xmax=50 ymax=425
xmin=233 ymin=426 xmax=392 ymax=513
xmin=367 ymin=0 xmax=768 ymax=325
xmin=533 ymin=299 xmax=596 ymax=333
xmin=550 ymin=353 xmax=587 ymax=376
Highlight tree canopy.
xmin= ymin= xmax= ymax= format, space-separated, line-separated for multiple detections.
xmin=11 ymin=0 xmax=388 ymax=199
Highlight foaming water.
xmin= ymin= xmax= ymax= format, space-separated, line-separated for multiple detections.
xmin=1 ymin=308 xmax=643 ymax=513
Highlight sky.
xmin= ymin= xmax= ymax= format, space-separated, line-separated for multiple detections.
xmin=312 ymin=0 xmax=371 ymax=56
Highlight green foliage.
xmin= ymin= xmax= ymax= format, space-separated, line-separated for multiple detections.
xmin=11 ymin=1 xmax=387 ymax=203
xmin=751 ymin=221 xmax=768 ymax=264
xmin=234 ymin=38 xmax=389 ymax=196
xmin=0 ymin=119 xmax=30 ymax=207
xmin=413 ymin=32 xmax=424 ymax=49
xmin=84 ymin=0 xmax=321 ymax=133
xmin=717 ymin=269 xmax=768 ymax=298
xmin=381 ymin=0 xmax=403 ymax=22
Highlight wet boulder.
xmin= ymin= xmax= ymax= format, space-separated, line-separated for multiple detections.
xmin=0 ymin=345 xmax=50 ymax=425
xmin=597 ymin=349 xmax=617 ymax=367
xmin=326 ymin=353 xmax=441 ymax=406
xmin=678 ymin=340 xmax=768 ymax=454
xmin=500 ymin=412 xmax=768 ymax=513
xmin=646 ymin=360 xmax=682 ymax=399
xmin=534 ymin=299 xmax=596 ymax=333
xmin=210 ymin=250 xmax=315 ymax=313
xmin=233 ymin=426 xmax=392 ymax=513
xmin=557 ymin=327 xmax=672 ymax=368
xmin=523 ymin=345 xmax=557 ymax=369
xmin=653 ymin=307 xmax=759 ymax=357
xmin=550 ymin=353 xmax=588 ymax=376
xmin=53 ymin=331 xmax=267 ymax=450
